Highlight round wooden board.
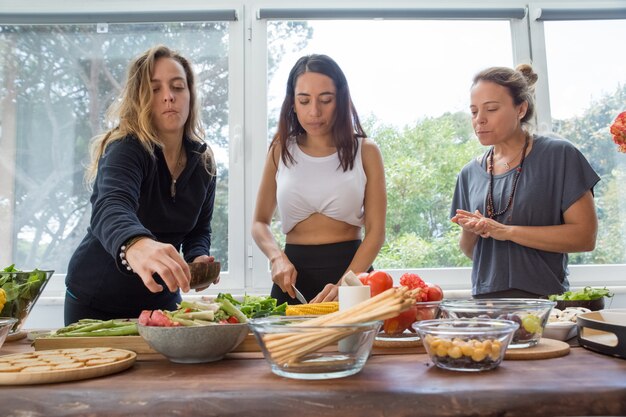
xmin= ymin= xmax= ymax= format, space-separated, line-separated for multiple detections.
xmin=374 ymin=336 xmax=423 ymax=349
xmin=5 ymin=331 xmax=27 ymax=342
xmin=0 ymin=348 xmax=137 ymax=385
xmin=504 ymin=338 xmax=570 ymax=360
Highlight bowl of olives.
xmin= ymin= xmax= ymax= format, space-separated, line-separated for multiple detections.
xmin=413 ymin=318 xmax=519 ymax=372
xmin=438 ymin=299 xmax=555 ymax=348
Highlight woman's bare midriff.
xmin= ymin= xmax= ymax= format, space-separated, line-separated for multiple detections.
xmin=286 ymin=213 xmax=362 ymax=245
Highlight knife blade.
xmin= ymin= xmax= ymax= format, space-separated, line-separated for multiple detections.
xmin=291 ymin=284 xmax=308 ymax=304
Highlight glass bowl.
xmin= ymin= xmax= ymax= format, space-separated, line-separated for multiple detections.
xmin=439 ymin=299 xmax=555 ymax=348
xmin=376 ymin=300 xmax=441 ymax=342
xmin=248 ymin=316 xmax=381 ymax=380
xmin=0 ymin=317 xmax=18 ymax=348
xmin=413 ymin=318 xmax=519 ymax=372
xmin=0 ymin=269 xmax=54 ymax=335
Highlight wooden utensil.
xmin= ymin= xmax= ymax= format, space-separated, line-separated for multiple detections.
xmin=188 ymin=262 xmax=221 ymax=289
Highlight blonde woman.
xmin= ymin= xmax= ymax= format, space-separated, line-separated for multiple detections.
xmin=65 ymin=45 xmax=216 ymax=324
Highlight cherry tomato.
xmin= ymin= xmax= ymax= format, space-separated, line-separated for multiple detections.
xmin=415 ymin=306 xmax=436 ymax=321
xmin=359 ymin=270 xmax=393 ymax=297
xmin=383 ymin=305 xmax=417 ymax=335
xmin=425 ymin=283 xmax=444 ymax=302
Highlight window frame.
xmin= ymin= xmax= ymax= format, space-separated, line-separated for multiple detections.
xmin=0 ymin=0 xmax=623 ymax=302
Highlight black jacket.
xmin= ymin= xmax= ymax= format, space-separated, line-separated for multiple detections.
xmin=66 ymin=135 xmax=216 ymax=316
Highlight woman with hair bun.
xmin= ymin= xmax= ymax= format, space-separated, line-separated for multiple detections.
xmin=451 ymin=64 xmax=599 ymax=298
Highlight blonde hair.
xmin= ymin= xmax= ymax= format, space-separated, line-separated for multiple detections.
xmin=85 ymin=44 xmax=214 ymax=185
xmin=472 ymin=64 xmax=539 ymax=132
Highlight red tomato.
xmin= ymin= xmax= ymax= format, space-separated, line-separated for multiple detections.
xmin=359 ymin=270 xmax=393 ymax=297
xmin=226 ymin=316 xmax=239 ymax=324
xmin=415 ymin=306 xmax=436 ymax=322
xmin=399 ymin=272 xmax=429 ymax=301
xmin=383 ymin=306 xmax=417 ymax=335
xmin=357 ymin=272 xmax=370 ymax=285
xmin=425 ymin=283 xmax=444 ymax=302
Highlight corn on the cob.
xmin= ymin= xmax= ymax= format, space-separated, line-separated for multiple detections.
xmin=0 ymin=288 xmax=6 ymax=311
xmin=286 ymin=302 xmax=339 ymax=316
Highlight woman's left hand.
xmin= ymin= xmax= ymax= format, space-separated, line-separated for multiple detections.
xmin=191 ymin=255 xmax=218 ymax=291
xmin=310 ymin=283 xmax=339 ymax=303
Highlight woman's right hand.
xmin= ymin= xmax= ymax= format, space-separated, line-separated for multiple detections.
xmin=452 ymin=209 xmax=489 ymax=237
xmin=125 ymin=238 xmax=191 ymax=293
xmin=270 ymin=252 xmax=297 ymax=299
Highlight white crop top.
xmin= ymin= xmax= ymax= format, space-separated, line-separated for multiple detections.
xmin=276 ymin=138 xmax=367 ymax=234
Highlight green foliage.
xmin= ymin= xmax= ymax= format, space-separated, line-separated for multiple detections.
xmin=4 ymin=21 xmax=311 ymax=272
xmin=554 ymin=83 xmax=626 ymax=265
xmin=368 ymin=112 xmax=481 ymax=268
xmin=373 ymin=84 xmax=626 ymax=268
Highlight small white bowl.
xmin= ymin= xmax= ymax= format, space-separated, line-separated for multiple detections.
xmin=543 ymin=321 xmax=577 ymax=341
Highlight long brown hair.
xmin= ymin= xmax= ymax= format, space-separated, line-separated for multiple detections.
xmin=272 ymin=54 xmax=367 ymax=171
xmin=472 ymin=64 xmax=539 ymax=132
xmin=85 ymin=44 xmax=214 ymax=185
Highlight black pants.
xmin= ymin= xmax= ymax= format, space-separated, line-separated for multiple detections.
xmin=473 ymin=289 xmax=545 ymax=299
xmin=64 ymin=290 xmax=179 ymax=325
xmin=270 ymin=240 xmax=370 ymax=305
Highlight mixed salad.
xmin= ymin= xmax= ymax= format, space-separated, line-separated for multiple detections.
xmin=548 ymin=286 xmax=613 ymax=301
xmin=139 ymin=293 xmax=287 ymax=327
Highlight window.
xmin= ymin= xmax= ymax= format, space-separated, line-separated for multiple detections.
xmin=0 ymin=21 xmax=232 ymax=273
xmin=1 ymin=2 xmax=623 ymax=311
xmin=266 ymin=19 xmax=514 ymax=269
xmin=539 ymin=18 xmax=626 ymax=265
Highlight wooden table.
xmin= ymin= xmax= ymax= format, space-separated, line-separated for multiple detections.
xmin=1 ymin=336 xmax=625 ymax=417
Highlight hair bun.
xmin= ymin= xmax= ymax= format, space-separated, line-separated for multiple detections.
xmin=515 ymin=63 xmax=538 ymax=88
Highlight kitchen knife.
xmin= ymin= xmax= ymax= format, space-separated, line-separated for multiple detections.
xmin=291 ymin=284 xmax=308 ymax=304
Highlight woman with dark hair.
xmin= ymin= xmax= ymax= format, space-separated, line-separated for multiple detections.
xmin=252 ymin=54 xmax=387 ymax=304
xmin=65 ymin=45 xmax=217 ymax=324
xmin=451 ymin=64 xmax=599 ymax=298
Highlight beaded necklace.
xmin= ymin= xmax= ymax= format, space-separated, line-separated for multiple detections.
xmin=486 ymin=135 xmax=530 ymax=220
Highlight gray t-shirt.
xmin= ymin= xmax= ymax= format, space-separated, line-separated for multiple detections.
xmin=450 ymin=134 xmax=600 ymax=296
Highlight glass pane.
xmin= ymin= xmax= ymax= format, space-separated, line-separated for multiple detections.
xmin=544 ymin=20 xmax=626 ymax=265
xmin=267 ymin=20 xmax=513 ymax=268
xmin=0 ymin=22 xmax=230 ymax=272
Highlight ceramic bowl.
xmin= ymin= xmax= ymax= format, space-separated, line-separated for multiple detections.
xmin=543 ymin=321 xmax=577 ymax=341
xmin=0 ymin=318 xmax=18 ymax=348
xmin=439 ymin=299 xmax=555 ymax=348
xmin=555 ymin=298 xmax=605 ymax=312
xmin=0 ymin=269 xmax=54 ymax=334
xmin=248 ymin=316 xmax=381 ymax=380
xmin=137 ymin=322 xmax=248 ymax=363
xmin=413 ymin=318 xmax=519 ymax=372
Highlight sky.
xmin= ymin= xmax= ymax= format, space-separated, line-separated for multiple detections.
xmin=268 ymin=19 xmax=626 ymax=127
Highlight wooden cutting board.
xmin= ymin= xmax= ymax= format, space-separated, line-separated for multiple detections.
xmin=0 ymin=347 xmax=136 ymax=385
xmin=504 ymin=338 xmax=570 ymax=360
xmin=34 ymin=333 xmax=261 ymax=356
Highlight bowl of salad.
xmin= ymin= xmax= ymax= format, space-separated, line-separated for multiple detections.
xmin=0 ymin=265 xmax=54 ymax=335
xmin=548 ymin=287 xmax=613 ymax=312
xmin=137 ymin=293 xmax=287 ymax=363
xmin=137 ymin=295 xmax=250 ymax=363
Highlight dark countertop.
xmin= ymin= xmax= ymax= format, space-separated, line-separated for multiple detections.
xmin=1 ymin=335 xmax=625 ymax=417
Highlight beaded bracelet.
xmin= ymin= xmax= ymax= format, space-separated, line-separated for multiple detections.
xmin=119 ymin=236 xmax=146 ymax=272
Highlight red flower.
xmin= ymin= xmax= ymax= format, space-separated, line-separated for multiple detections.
xmin=610 ymin=111 xmax=626 ymax=153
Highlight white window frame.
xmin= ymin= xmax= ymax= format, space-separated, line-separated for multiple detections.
xmin=1 ymin=0 xmax=624 ymax=310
